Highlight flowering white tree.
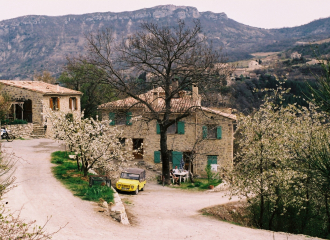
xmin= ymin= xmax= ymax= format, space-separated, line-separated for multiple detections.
xmin=45 ymin=110 xmax=134 ymax=177
xmin=231 ymin=87 xmax=328 ymax=230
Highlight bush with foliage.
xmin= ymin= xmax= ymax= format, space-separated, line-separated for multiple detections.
xmin=3 ymin=119 xmax=28 ymax=125
xmin=45 ymin=110 xmax=134 ymax=178
xmin=231 ymin=85 xmax=330 ymax=238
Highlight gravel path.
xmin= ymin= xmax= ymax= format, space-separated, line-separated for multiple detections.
xmin=2 ymin=139 xmax=321 ymax=240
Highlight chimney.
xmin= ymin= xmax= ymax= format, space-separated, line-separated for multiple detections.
xmin=152 ymin=90 xmax=159 ymax=108
xmin=192 ymin=84 xmax=201 ymax=105
xmin=171 ymin=79 xmax=179 ymax=98
xmin=55 ymin=82 xmax=60 ymax=92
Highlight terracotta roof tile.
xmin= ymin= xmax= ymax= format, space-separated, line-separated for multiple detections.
xmin=99 ymin=87 xmax=236 ymax=120
xmin=0 ymin=80 xmax=82 ymax=95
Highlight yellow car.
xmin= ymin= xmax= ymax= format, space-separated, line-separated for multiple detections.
xmin=116 ymin=168 xmax=146 ymax=195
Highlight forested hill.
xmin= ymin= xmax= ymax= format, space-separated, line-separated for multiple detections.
xmin=0 ymin=5 xmax=329 ymax=79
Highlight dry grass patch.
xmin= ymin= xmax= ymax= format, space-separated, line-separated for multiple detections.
xmin=201 ymin=201 xmax=252 ymax=227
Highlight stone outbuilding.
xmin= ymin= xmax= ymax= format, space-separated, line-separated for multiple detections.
xmin=98 ymin=87 xmax=236 ymax=176
xmin=248 ymin=60 xmax=261 ymax=70
xmin=291 ymin=51 xmax=302 ymax=59
xmin=0 ymin=80 xmax=82 ymax=137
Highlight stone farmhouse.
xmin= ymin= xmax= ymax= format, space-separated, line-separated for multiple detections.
xmin=291 ymin=51 xmax=302 ymax=59
xmin=0 ymin=80 xmax=82 ymax=137
xmin=248 ymin=60 xmax=261 ymax=70
xmin=98 ymin=86 xmax=236 ymax=176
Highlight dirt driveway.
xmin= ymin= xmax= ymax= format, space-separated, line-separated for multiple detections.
xmin=2 ymin=139 xmax=321 ymax=240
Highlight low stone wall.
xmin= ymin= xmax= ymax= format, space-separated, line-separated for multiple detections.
xmin=5 ymin=123 xmax=33 ymax=138
xmin=109 ymin=187 xmax=130 ymax=225
xmin=88 ymin=169 xmax=129 ymax=225
xmin=213 ymin=180 xmax=230 ymax=192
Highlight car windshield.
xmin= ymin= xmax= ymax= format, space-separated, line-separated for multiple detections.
xmin=121 ymin=172 xmax=140 ymax=180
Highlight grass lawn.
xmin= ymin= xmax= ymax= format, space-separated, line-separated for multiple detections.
xmin=51 ymin=151 xmax=114 ymax=203
xmin=173 ymin=178 xmax=222 ymax=190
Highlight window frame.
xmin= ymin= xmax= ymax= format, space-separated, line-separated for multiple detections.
xmin=69 ymin=97 xmax=77 ymax=111
xmin=203 ymin=125 xmax=222 ymax=139
xmin=49 ymin=97 xmax=60 ymax=111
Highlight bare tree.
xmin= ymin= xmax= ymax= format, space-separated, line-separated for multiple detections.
xmin=33 ymin=71 xmax=56 ymax=84
xmin=76 ymin=20 xmax=230 ymax=184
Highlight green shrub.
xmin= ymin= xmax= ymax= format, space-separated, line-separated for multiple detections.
xmin=51 ymin=151 xmax=114 ymax=204
xmin=83 ymin=185 xmax=114 ymax=202
xmin=205 ymin=164 xmax=219 ymax=184
xmin=3 ymin=119 xmax=28 ymax=125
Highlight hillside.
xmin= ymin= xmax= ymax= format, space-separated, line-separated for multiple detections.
xmin=0 ymin=5 xmax=329 ymax=79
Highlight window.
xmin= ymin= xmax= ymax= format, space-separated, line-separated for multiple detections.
xmin=109 ymin=111 xmax=132 ymax=126
xmin=69 ymin=97 xmax=77 ymax=110
xmin=156 ymin=121 xmax=185 ymax=134
xmin=167 ymin=123 xmax=176 ymax=134
xmin=172 ymin=151 xmax=183 ymax=169
xmin=49 ymin=97 xmax=60 ymax=110
xmin=119 ymin=138 xmax=126 ymax=147
xmin=154 ymin=151 xmax=161 ymax=163
xmin=207 ymin=155 xmax=218 ymax=171
xmin=203 ymin=125 xmax=222 ymax=139
xmin=207 ymin=155 xmax=218 ymax=165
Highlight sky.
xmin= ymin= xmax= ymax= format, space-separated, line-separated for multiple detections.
xmin=0 ymin=0 xmax=330 ymax=29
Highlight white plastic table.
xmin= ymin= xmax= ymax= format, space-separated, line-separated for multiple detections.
xmin=174 ymin=171 xmax=188 ymax=182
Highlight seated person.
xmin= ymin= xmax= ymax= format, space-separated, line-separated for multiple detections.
xmin=170 ymin=169 xmax=179 ymax=184
xmin=173 ymin=166 xmax=179 ymax=174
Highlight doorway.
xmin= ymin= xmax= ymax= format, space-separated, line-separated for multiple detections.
xmin=133 ymin=138 xmax=143 ymax=159
xmin=183 ymin=152 xmax=193 ymax=173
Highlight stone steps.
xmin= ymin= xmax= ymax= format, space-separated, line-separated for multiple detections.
xmin=31 ymin=124 xmax=45 ymax=138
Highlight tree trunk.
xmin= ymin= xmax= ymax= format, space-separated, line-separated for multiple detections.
xmin=83 ymin=163 xmax=88 ymax=177
xmin=268 ymin=187 xmax=280 ymax=230
xmin=259 ymin=144 xmax=264 ymax=229
xmin=76 ymin=156 xmax=80 ymax=171
xmin=259 ymin=194 xmax=264 ymax=228
xmin=160 ymin=126 xmax=170 ymax=185
xmin=188 ymin=161 xmax=194 ymax=183
xmin=325 ymin=193 xmax=330 ymax=235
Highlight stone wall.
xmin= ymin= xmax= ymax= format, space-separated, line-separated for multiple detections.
xmin=101 ymin=109 xmax=234 ymax=175
xmin=42 ymin=95 xmax=81 ymax=113
xmin=5 ymin=123 xmax=33 ymax=138
xmin=0 ymin=84 xmax=82 ymax=127
xmin=0 ymin=85 xmax=44 ymax=124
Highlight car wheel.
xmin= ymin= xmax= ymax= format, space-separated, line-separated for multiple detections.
xmin=134 ymin=187 xmax=139 ymax=195
xmin=141 ymin=186 xmax=144 ymax=191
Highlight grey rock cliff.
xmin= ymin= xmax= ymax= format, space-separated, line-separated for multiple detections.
xmin=0 ymin=5 xmax=329 ymax=79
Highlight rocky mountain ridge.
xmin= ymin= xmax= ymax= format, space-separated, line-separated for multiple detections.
xmin=0 ymin=5 xmax=329 ymax=79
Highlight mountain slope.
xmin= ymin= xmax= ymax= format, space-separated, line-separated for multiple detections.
xmin=0 ymin=5 xmax=329 ymax=79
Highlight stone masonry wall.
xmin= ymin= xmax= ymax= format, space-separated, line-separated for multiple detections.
xmin=101 ymin=109 xmax=234 ymax=175
xmin=5 ymin=123 xmax=33 ymax=138
xmin=42 ymin=95 xmax=81 ymax=113
xmin=1 ymin=85 xmax=44 ymax=124
xmin=43 ymin=95 xmax=81 ymax=138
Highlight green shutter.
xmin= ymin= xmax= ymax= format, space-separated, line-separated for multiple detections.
xmin=109 ymin=112 xmax=115 ymax=125
xmin=202 ymin=126 xmax=208 ymax=139
xmin=207 ymin=156 xmax=217 ymax=165
xmin=172 ymin=151 xmax=183 ymax=169
xmin=177 ymin=121 xmax=185 ymax=134
xmin=154 ymin=151 xmax=161 ymax=163
xmin=126 ymin=112 xmax=132 ymax=125
xmin=217 ymin=126 xmax=222 ymax=139
xmin=156 ymin=122 xmax=160 ymax=134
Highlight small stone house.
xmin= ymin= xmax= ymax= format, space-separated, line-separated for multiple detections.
xmin=248 ymin=60 xmax=260 ymax=70
xmin=0 ymin=80 xmax=82 ymax=137
xmin=291 ymin=51 xmax=302 ymax=59
xmin=98 ymin=87 xmax=236 ymax=175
